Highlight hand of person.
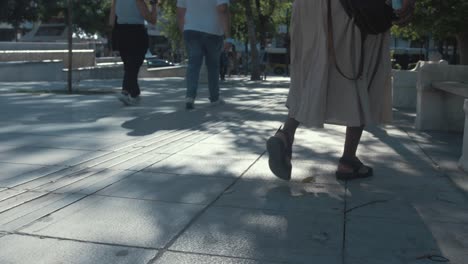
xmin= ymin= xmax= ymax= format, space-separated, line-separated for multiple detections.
xmin=394 ymin=0 xmax=416 ymax=26
xmin=224 ymin=38 xmax=234 ymax=51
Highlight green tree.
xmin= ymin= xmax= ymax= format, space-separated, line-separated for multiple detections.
xmin=231 ymin=0 xmax=292 ymax=80
xmin=37 ymin=0 xmax=112 ymax=37
xmin=0 ymin=0 xmax=38 ymax=41
xmin=393 ymin=0 xmax=468 ymax=64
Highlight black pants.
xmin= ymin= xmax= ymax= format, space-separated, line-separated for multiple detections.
xmin=116 ymin=24 xmax=149 ymax=97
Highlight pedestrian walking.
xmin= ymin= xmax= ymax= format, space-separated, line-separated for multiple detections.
xmin=266 ymin=0 xmax=416 ymax=181
xmin=177 ymin=0 xmax=233 ymax=110
xmin=220 ymin=50 xmax=229 ymax=81
xmin=109 ymin=0 xmax=158 ymax=106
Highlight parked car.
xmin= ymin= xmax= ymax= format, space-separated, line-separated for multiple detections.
xmin=146 ymin=57 xmax=175 ymax=68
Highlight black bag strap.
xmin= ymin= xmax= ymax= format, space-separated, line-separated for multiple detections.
xmin=327 ymin=0 xmax=366 ymax=81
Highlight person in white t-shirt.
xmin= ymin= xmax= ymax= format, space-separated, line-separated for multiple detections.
xmin=177 ymin=0 xmax=232 ymax=110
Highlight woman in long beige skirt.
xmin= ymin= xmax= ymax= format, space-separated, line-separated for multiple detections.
xmin=266 ymin=0 xmax=416 ymax=181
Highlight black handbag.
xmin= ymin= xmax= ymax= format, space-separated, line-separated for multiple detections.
xmin=327 ymin=0 xmax=393 ymax=80
xmin=339 ymin=0 xmax=394 ymax=35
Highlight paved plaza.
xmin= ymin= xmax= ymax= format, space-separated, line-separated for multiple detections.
xmin=0 ymin=77 xmax=467 ymax=264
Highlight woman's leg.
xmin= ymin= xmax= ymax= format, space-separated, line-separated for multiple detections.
xmin=266 ymin=115 xmax=300 ymax=180
xmin=342 ymin=125 xmax=364 ymax=159
xmin=277 ymin=116 xmax=300 ymax=147
xmin=336 ymin=125 xmax=373 ymax=179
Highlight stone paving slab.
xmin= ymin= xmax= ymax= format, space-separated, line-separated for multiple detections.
xmin=38 ymin=168 xmax=137 ymax=195
xmin=242 ymin=157 xmax=341 ymax=184
xmin=0 ymin=163 xmax=49 ymax=186
xmin=0 ymin=164 xmax=68 ymax=189
xmin=144 ymin=154 xmax=257 ymax=178
xmin=20 ymin=195 xmax=204 ymax=248
xmin=345 ymin=184 xmax=468 ymax=224
xmin=345 ymin=215 xmax=467 ymax=264
xmin=215 ymin=179 xmax=344 ymax=214
xmin=0 ymin=192 xmax=85 ymax=232
xmin=155 ymin=251 xmax=341 ymax=264
xmin=0 ymin=234 xmax=157 ymax=264
xmin=0 ymin=146 xmax=94 ymax=166
xmin=170 ymin=207 xmax=343 ymax=264
xmin=345 ymin=164 xmax=449 ymax=190
xmin=97 ymin=171 xmax=234 ymax=205
xmin=0 ymin=190 xmax=48 ymax=213
xmin=95 ymin=152 xmax=170 ymax=171
xmin=176 ymin=142 xmax=266 ymax=159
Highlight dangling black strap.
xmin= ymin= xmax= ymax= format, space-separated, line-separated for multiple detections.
xmin=327 ymin=0 xmax=366 ymax=81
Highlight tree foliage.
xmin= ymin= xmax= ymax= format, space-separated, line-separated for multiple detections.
xmin=0 ymin=0 xmax=38 ymax=40
xmin=392 ymin=0 xmax=468 ymax=64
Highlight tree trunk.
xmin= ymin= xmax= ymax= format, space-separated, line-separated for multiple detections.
xmin=255 ymin=0 xmax=267 ymax=48
xmin=244 ymin=0 xmax=261 ymax=80
xmin=457 ymin=32 xmax=468 ymax=65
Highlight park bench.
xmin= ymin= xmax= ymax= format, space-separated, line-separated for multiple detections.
xmin=415 ymin=62 xmax=468 ymax=171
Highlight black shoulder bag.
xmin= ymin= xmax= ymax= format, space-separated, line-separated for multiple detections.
xmin=328 ymin=0 xmax=394 ymax=80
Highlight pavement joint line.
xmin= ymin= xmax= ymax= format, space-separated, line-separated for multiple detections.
xmin=0 ymin=191 xmax=50 ymax=215
xmin=161 ymin=248 xmax=294 ymax=264
xmin=395 ymin=124 xmax=468 ymax=200
xmin=147 ymin=152 xmax=267 ymax=264
xmin=88 ymin=193 xmax=213 ymax=206
xmin=344 ymin=199 xmax=389 ymax=214
xmin=8 ymin=231 xmax=161 ymax=251
xmin=208 ymin=203 xmax=343 ymax=215
xmin=5 ymin=168 xmax=140 ymax=232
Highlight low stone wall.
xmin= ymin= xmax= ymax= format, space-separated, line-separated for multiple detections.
xmin=0 ymin=50 xmax=95 ymax=68
xmin=0 ymin=41 xmax=90 ymax=50
xmin=392 ymin=70 xmax=418 ymax=109
xmin=0 ymin=60 xmax=63 ymax=82
xmin=66 ymin=64 xmax=187 ymax=81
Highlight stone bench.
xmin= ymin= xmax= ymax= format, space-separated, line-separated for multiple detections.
xmin=416 ymin=63 xmax=468 ymax=132
xmin=415 ymin=63 xmax=468 ymax=172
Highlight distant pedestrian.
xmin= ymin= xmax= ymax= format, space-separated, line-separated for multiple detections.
xmin=220 ymin=51 xmax=229 ymax=81
xmin=266 ymin=0 xmax=416 ymax=181
xmin=177 ymin=0 xmax=233 ymax=110
xmin=259 ymin=46 xmax=268 ymax=80
xmin=110 ymin=0 xmax=158 ymax=106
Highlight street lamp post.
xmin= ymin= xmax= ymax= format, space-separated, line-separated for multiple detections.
xmin=67 ymin=0 xmax=73 ymax=93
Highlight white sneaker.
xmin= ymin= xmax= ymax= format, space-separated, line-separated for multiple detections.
xmin=210 ymin=98 xmax=225 ymax=106
xmin=117 ymin=92 xmax=140 ymax=106
xmin=127 ymin=95 xmax=141 ymax=106
xmin=117 ymin=92 xmax=131 ymax=105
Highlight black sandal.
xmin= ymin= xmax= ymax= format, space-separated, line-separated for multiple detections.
xmin=266 ymin=126 xmax=292 ymax=181
xmin=335 ymin=156 xmax=373 ymax=181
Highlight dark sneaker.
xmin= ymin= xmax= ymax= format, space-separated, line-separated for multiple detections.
xmin=185 ymin=102 xmax=194 ymax=110
xmin=185 ymin=97 xmax=195 ymax=110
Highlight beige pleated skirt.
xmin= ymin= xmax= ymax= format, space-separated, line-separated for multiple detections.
xmin=286 ymin=0 xmax=393 ymax=127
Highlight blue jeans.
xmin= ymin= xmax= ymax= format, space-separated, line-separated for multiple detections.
xmin=184 ymin=30 xmax=223 ymax=102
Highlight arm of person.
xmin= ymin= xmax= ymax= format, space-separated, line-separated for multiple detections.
xmin=109 ymin=0 xmax=116 ymax=27
xmin=177 ymin=7 xmax=186 ymax=33
xmin=217 ymin=3 xmax=232 ymax=49
xmin=136 ymin=0 xmax=158 ymax=25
